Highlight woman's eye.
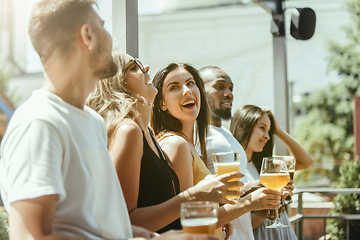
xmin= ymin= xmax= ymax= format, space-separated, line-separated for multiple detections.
xmin=130 ymin=65 xmax=138 ymax=71
xmin=170 ymin=85 xmax=178 ymax=91
xmin=187 ymin=81 xmax=195 ymax=86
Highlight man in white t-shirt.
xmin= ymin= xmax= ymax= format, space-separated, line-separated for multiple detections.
xmin=0 ymin=1 xmax=217 ymax=240
xmin=200 ymin=66 xmax=281 ymax=240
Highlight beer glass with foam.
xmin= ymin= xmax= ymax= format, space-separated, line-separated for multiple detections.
xmin=180 ymin=201 xmax=218 ymax=235
xmin=212 ymin=151 xmax=241 ymax=200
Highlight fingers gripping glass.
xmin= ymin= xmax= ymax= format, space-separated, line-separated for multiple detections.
xmin=212 ymin=151 xmax=241 ymax=200
xmin=124 ymin=58 xmax=146 ymax=74
xmin=260 ymin=156 xmax=290 ymax=228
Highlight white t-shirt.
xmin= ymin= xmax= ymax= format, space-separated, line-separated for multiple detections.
xmin=206 ymin=125 xmax=254 ymax=240
xmin=0 ymin=89 xmax=133 ymax=239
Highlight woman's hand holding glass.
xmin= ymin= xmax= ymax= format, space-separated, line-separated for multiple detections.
xmin=188 ymin=172 xmax=244 ymax=204
xmin=259 ymin=156 xmax=290 ymax=228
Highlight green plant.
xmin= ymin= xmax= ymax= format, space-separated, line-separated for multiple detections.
xmin=326 ymin=157 xmax=360 ymax=240
xmin=293 ymin=0 xmax=360 ymax=183
xmin=0 ymin=211 xmax=9 ymax=240
xmin=0 ymin=65 xmax=19 ymax=106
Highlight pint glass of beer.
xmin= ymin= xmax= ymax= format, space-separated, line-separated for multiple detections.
xmin=180 ymin=201 xmax=218 ymax=235
xmin=212 ymin=151 xmax=241 ymax=200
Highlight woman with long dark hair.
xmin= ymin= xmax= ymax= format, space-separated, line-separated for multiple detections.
xmin=230 ymin=105 xmax=313 ymax=239
xmin=151 ymin=64 xmax=283 ymax=239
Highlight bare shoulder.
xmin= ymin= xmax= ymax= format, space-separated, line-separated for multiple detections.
xmin=115 ymin=119 xmax=143 ymax=139
xmin=109 ymin=119 xmax=143 ymax=151
xmin=160 ymin=133 xmax=189 ymax=151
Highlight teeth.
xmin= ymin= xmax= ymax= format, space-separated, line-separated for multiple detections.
xmin=183 ymin=99 xmax=195 ymax=105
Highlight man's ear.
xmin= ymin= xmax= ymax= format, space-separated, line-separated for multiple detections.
xmin=80 ymin=24 xmax=94 ymax=50
xmin=160 ymin=100 xmax=167 ymax=111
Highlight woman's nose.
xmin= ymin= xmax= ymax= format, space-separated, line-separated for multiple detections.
xmin=183 ymin=85 xmax=192 ymax=95
xmin=264 ymin=131 xmax=270 ymax=140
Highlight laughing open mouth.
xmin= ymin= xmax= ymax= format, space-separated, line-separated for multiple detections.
xmin=181 ymin=99 xmax=196 ymax=108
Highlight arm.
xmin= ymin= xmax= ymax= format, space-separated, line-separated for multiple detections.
xmin=159 ymin=135 xmax=194 ymax=191
xmin=276 ymin=127 xmax=313 ymax=170
xmin=216 ymin=187 xmax=281 ymax=228
xmin=264 ymin=108 xmax=313 ymax=170
xmin=10 ymin=195 xmax=83 ymax=240
xmin=110 ymin=123 xmax=183 ymax=231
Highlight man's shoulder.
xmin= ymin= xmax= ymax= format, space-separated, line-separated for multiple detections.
xmin=208 ymin=125 xmax=233 ymax=139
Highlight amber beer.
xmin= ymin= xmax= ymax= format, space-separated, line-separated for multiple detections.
xmin=214 ymin=162 xmax=240 ymax=198
xmin=180 ymin=201 xmax=218 ymax=236
xmin=212 ymin=152 xmax=240 ymax=200
xmin=259 ymin=173 xmax=290 ymax=191
xmin=181 ymin=217 xmax=218 ymax=235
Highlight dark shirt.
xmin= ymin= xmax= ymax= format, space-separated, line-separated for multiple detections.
xmin=137 ymin=129 xmax=181 ymax=233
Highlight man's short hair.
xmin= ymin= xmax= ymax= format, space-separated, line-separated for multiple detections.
xmin=198 ymin=66 xmax=221 ymax=83
xmin=28 ymin=0 xmax=97 ymax=62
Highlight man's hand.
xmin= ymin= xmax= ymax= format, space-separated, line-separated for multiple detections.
xmin=222 ymin=222 xmax=234 ymax=240
xmin=132 ymin=225 xmax=159 ymax=238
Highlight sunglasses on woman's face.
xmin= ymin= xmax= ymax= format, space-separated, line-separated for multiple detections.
xmin=124 ymin=58 xmax=146 ymax=74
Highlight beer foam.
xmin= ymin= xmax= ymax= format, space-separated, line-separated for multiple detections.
xmin=260 ymin=173 xmax=289 ymax=176
xmin=181 ymin=217 xmax=218 ymax=227
xmin=214 ymin=162 xmax=240 ymax=166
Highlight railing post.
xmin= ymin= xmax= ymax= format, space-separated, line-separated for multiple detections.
xmin=346 ymin=219 xmax=349 ymax=240
xmin=323 ymin=219 xmax=326 ymax=240
xmin=298 ymin=193 xmax=303 ymax=240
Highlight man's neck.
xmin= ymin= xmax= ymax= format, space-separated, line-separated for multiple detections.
xmin=210 ymin=116 xmax=222 ymax=127
xmin=42 ymin=54 xmax=96 ymax=110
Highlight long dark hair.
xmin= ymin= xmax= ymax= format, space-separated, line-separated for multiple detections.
xmin=151 ymin=63 xmax=210 ymax=165
xmin=230 ymin=105 xmax=276 ymax=173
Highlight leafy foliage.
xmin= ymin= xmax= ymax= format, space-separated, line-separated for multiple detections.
xmin=293 ymin=0 xmax=360 ymax=182
xmin=0 ymin=211 xmax=9 ymax=240
xmin=326 ymin=157 xmax=360 ymax=239
xmin=0 ymin=65 xmax=18 ymax=106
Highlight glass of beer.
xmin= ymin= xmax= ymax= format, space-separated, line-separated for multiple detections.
xmin=276 ymin=156 xmax=296 ymax=204
xmin=212 ymin=151 xmax=241 ymax=200
xmin=260 ymin=156 xmax=290 ymax=228
xmin=180 ymin=201 xmax=218 ymax=235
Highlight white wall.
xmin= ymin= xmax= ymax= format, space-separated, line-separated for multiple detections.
xmin=139 ymin=1 xmax=348 ymax=116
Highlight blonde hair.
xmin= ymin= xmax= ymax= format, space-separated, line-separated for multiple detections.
xmin=86 ymin=49 xmax=147 ymax=147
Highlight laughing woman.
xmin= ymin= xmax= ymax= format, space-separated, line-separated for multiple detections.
xmin=86 ymin=50 xmax=242 ymax=234
xmin=151 ymin=63 xmax=282 ymax=239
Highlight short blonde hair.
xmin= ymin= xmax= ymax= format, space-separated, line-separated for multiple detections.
xmin=28 ymin=0 xmax=97 ymax=62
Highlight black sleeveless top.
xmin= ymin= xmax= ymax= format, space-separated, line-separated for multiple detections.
xmin=137 ymin=129 xmax=181 ymax=233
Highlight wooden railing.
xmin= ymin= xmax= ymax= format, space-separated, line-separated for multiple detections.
xmin=289 ymin=188 xmax=360 ymax=240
